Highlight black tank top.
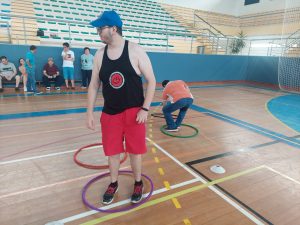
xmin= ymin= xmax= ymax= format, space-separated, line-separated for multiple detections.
xmin=99 ymin=40 xmax=144 ymax=115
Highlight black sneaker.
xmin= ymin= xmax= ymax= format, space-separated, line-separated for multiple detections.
xmin=15 ymin=87 xmax=20 ymax=91
xmin=102 ymin=183 xmax=118 ymax=205
xmin=0 ymin=88 xmax=3 ymax=92
xmin=131 ymin=181 xmax=144 ymax=204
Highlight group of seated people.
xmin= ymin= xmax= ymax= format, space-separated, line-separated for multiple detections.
xmin=0 ymin=44 xmax=94 ymax=93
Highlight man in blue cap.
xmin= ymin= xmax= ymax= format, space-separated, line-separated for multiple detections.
xmin=86 ymin=10 xmax=156 ymax=205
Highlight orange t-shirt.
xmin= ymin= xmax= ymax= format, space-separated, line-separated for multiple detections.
xmin=162 ymin=80 xmax=193 ymax=103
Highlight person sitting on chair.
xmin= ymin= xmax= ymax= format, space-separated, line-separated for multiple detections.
xmin=42 ymin=57 xmax=63 ymax=91
xmin=161 ymin=80 xmax=193 ymax=132
xmin=0 ymin=56 xmax=20 ymax=92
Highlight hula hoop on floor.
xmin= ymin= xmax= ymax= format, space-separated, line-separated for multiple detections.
xmin=73 ymin=143 xmax=128 ymax=169
xmin=81 ymin=170 xmax=154 ymax=213
xmin=160 ymin=124 xmax=199 ymax=138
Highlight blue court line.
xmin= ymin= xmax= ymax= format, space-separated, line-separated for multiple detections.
xmin=0 ymin=91 xmax=88 ymax=98
xmin=155 ymin=84 xmax=237 ymax=91
xmin=239 ymin=84 xmax=300 ymax=95
xmin=0 ymin=102 xmax=161 ymax=120
xmin=191 ymin=104 xmax=300 ymax=149
xmin=0 ymin=83 xmax=268 ymax=98
xmin=0 ymin=107 xmax=101 ymax=120
xmin=0 ymin=84 xmax=290 ymax=99
xmin=2 ymin=100 xmax=299 ymax=150
xmin=0 ymin=84 xmax=237 ymax=98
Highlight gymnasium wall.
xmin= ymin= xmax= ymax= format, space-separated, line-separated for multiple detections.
xmin=0 ymin=44 xmax=279 ymax=85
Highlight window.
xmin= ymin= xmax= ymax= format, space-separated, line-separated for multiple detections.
xmin=244 ymin=0 xmax=260 ymax=5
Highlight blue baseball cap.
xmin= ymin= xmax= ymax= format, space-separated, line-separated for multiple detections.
xmin=90 ymin=10 xmax=123 ymax=28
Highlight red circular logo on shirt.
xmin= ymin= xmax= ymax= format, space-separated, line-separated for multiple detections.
xmin=109 ymin=72 xmax=125 ymax=89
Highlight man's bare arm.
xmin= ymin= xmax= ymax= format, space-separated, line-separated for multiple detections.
xmin=86 ymin=48 xmax=103 ymax=130
xmin=136 ymin=45 xmax=156 ymax=123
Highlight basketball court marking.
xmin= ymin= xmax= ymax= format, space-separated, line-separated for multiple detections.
xmin=55 ymin=178 xmax=202 ymax=224
xmin=80 ymin=165 xmax=265 ymax=225
xmin=0 ymin=126 xmax=85 ymax=139
xmin=264 ymin=166 xmax=300 ymax=185
xmin=191 ymin=105 xmax=300 ymax=148
xmin=149 ymin=138 xmax=265 ymax=225
xmin=0 ymin=145 xmax=100 ymax=165
xmin=0 ymin=117 xmax=77 ymax=128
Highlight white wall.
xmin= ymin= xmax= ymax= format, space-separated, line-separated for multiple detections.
xmin=158 ymin=0 xmax=300 ymax=16
xmin=237 ymin=0 xmax=300 ymax=16
xmin=158 ymin=0 xmax=239 ymax=16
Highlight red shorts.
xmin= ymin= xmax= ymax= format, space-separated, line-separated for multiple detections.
xmin=100 ymin=107 xmax=147 ymax=156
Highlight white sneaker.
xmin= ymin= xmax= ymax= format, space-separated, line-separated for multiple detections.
xmin=46 ymin=87 xmax=51 ymax=91
xmin=55 ymin=87 xmax=61 ymax=91
xmin=24 ymin=87 xmax=27 ymax=92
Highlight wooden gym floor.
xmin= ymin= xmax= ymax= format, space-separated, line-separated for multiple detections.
xmin=0 ymin=83 xmax=300 ymax=225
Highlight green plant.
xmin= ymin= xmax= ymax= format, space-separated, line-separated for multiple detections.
xmin=229 ymin=31 xmax=246 ymax=54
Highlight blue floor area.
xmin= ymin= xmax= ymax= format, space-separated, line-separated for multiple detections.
xmin=267 ymin=94 xmax=300 ymax=133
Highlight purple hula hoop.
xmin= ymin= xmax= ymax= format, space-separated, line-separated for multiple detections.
xmin=81 ymin=170 xmax=154 ymax=213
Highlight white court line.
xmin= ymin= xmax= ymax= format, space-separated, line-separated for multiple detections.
xmin=0 ymin=146 xmax=101 ymax=166
xmin=265 ymin=166 xmax=300 ymax=185
xmin=53 ymin=138 xmax=263 ymax=225
xmin=57 ymin=178 xmax=201 ymax=224
xmin=0 ymin=117 xmax=78 ymax=128
xmin=206 ymin=111 xmax=300 ymax=147
xmin=0 ymin=126 xmax=85 ymax=139
xmin=147 ymin=138 xmax=264 ymax=225
xmin=0 ymin=172 xmax=101 ymax=199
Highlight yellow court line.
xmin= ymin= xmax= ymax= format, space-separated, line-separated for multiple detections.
xmin=0 ymin=126 xmax=85 ymax=139
xmin=158 ymin=168 xmax=165 ymax=176
xmin=154 ymin=157 xmax=160 ymax=163
xmin=151 ymin=147 xmax=156 ymax=154
xmin=183 ymin=218 xmax=192 ymax=225
xmin=80 ymin=165 xmax=265 ymax=225
xmin=172 ymin=198 xmax=182 ymax=208
xmin=164 ymin=181 xmax=171 ymax=190
xmin=149 ymin=124 xmax=153 ymax=128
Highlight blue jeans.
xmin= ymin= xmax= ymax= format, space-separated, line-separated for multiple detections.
xmin=26 ymin=67 xmax=37 ymax=92
xmin=162 ymin=98 xmax=193 ymax=129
